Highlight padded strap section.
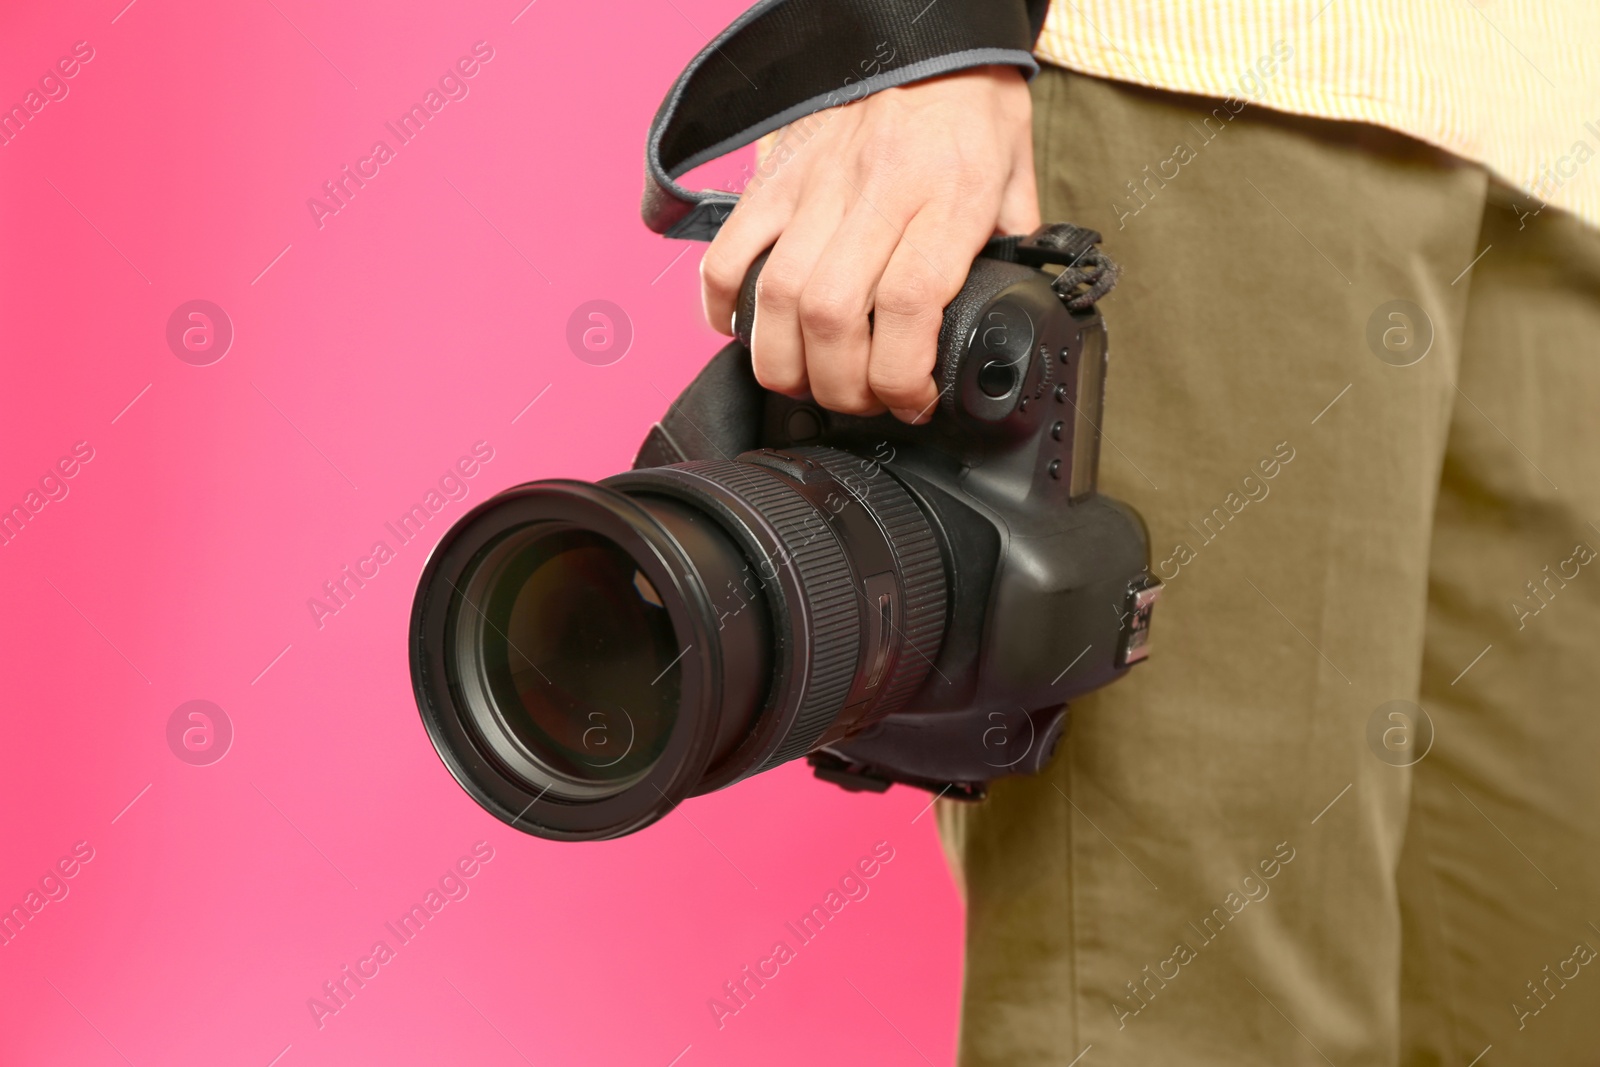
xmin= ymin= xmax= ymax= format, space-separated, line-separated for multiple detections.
xmin=643 ymin=0 xmax=1040 ymax=240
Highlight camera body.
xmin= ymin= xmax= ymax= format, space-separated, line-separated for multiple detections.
xmin=627 ymin=230 xmax=1159 ymax=799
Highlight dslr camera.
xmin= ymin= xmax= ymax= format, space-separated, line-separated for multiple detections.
xmin=408 ymin=224 xmax=1160 ymax=840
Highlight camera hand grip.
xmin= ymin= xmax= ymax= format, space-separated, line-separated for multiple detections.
xmin=733 ymin=249 xmax=1042 ymax=419
xmin=731 ymin=248 xmax=771 ymax=352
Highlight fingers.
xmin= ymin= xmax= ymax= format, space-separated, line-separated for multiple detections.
xmin=996 ymin=151 xmax=1041 ymax=236
xmin=701 ymin=202 xmax=787 ymax=337
xmin=747 ymin=177 xmax=852 ymax=396
xmin=699 ymin=66 xmax=1039 ymax=424
xmin=795 ymin=191 xmax=911 ymax=414
xmin=994 ymin=82 xmax=1040 ymax=236
xmin=868 ymin=204 xmax=997 ymax=422
xmin=700 ymin=131 xmax=816 ymax=335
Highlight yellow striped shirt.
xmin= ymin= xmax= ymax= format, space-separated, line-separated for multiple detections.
xmin=1035 ymin=1 xmax=1600 ymax=230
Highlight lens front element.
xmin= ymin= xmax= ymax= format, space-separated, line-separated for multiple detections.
xmin=460 ymin=526 xmax=682 ymax=800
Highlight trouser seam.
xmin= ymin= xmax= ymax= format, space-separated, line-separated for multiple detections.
xmin=1409 ymin=181 xmax=1494 ymax=1067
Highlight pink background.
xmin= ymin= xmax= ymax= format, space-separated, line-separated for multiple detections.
xmin=0 ymin=1 xmax=964 ymax=1063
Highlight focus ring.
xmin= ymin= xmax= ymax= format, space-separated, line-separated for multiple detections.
xmin=682 ymin=460 xmax=862 ymax=768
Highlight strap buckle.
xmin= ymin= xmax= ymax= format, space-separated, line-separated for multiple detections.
xmin=984 ymin=223 xmax=1121 ymax=309
xmin=1014 ymin=222 xmax=1106 ymax=269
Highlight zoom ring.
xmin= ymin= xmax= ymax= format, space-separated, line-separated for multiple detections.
xmin=665 ymin=459 xmax=864 ymax=774
xmin=788 ymin=447 xmax=947 ymax=725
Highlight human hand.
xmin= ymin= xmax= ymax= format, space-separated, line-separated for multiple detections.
xmin=699 ymin=65 xmax=1039 ymax=423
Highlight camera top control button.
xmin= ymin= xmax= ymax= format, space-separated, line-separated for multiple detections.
xmin=961 ymin=293 xmax=1042 ymax=423
xmin=978 ymin=359 xmax=1019 ymax=398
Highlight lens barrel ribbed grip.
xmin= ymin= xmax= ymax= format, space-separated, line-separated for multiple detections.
xmin=669 ymin=459 xmax=864 ymax=769
xmin=614 ymin=446 xmax=949 ymax=777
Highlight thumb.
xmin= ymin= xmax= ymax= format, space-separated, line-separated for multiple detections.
xmin=996 ymin=156 xmax=1041 ymax=236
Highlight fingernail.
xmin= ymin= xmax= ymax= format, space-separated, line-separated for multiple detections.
xmin=891 ymin=408 xmax=925 ymax=424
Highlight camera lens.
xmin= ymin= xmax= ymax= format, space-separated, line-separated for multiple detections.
xmin=460 ymin=526 xmax=682 ymax=799
xmin=410 ymin=447 xmax=948 ymax=841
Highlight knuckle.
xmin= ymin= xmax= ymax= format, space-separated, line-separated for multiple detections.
xmin=905 ymin=142 xmax=995 ymax=202
xmin=798 ymin=286 xmax=858 ymax=339
xmin=874 ymin=271 xmax=942 ymax=322
xmin=699 ymin=245 xmax=743 ymax=295
xmin=946 ymin=156 xmax=991 ymax=195
xmin=756 ymin=263 xmax=805 ymax=314
xmin=864 ymin=130 xmax=911 ymax=174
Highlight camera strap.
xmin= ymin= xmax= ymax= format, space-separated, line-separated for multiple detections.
xmin=642 ymin=0 xmax=1045 ymax=240
xmin=982 ymin=223 xmax=1120 ymax=309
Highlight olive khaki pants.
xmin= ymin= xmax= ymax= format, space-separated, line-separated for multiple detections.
xmin=938 ymin=66 xmax=1600 ymax=1066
